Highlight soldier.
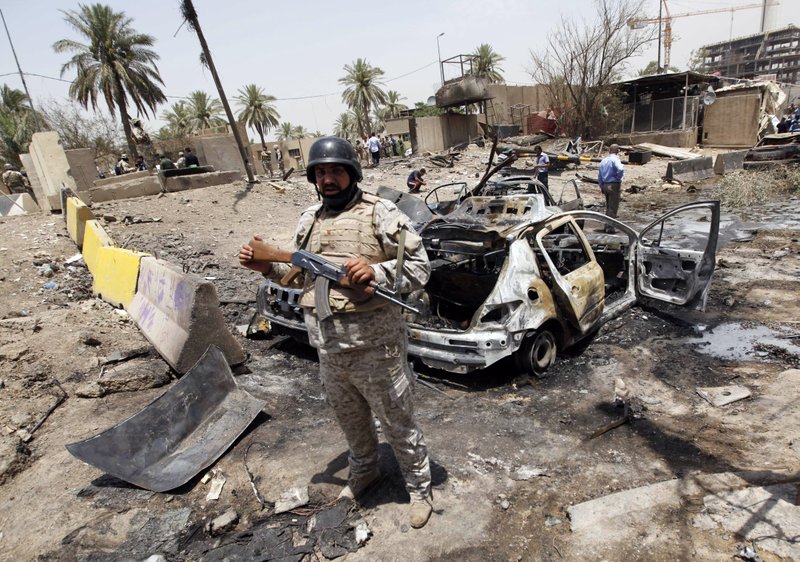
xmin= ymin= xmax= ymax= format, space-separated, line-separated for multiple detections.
xmin=275 ymin=146 xmax=285 ymax=176
xmin=261 ymin=147 xmax=273 ymax=177
xmin=238 ymin=137 xmax=434 ymax=528
xmin=2 ymin=163 xmax=28 ymax=195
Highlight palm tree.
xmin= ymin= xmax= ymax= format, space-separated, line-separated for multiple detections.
xmin=470 ymin=43 xmax=505 ymax=83
xmin=160 ymin=101 xmax=192 ymax=136
xmin=333 ymin=111 xmax=358 ymax=139
xmin=339 ymin=58 xmax=387 ymax=138
xmin=53 ymin=4 xmax=166 ymax=159
xmin=235 ymin=84 xmax=280 ymax=150
xmin=371 ymin=106 xmax=388 ymax=134
xmin=383 ymin=90 xmax=407 ymax=119
xmin=276 ymin=122 xmax=296 ymax=142
xmin=0 ymin=85 xmax=37 ymax=165
xmin=293 ymin=125 xmax=309 ymax=139
xmin=187 ymin=90 xmax=224 ymax=131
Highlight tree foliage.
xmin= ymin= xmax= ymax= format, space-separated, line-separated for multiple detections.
xmin=383 ymin=90 xmax=408 ymax=119
xmin=53 ymin=3 xmax=166 ymax=158
xmin=528 ymin=0 xmax=654 ymax=138
xmin=412 ymin=102 xmax=444 ymax=118
xmin=339 ymin=59 xmax=387 ymax=138
xmin=637 ymin=60 xmax=679 ymax=76
xmin=38 ymin=97 xmax=123 ymax=158
xmin=276 ymin=122 xmax=307 ymax=141
xmin=334 ymin=111 xmax=358 ymax=139
xmin=235 ymin=84 xmax=280 ymax=148
xmin=0 ymin=85 xmax=39 ymax=166
xmin=186 ymin=90 xmax=224 ymax=131
xmin=469 ymin=43 xmax=505 ymax=83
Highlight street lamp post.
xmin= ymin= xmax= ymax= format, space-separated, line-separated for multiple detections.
xmin=437 ymin=32 xmax=445 ymax=87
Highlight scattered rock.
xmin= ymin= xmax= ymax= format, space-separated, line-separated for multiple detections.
xmin=207 ymin=509 xmax=239 ymax=536
xmin=103 ymin=214 xmax=117 ymax=222
xmin=724 ymin=296 xmax=736 ymax=307
xmin=274 ymin=485 xmax=309 ymax=514
xmin=95 ymin=357 xmax=171 ymax=395
xmin=510 ymin=466 xmax=547 ymax=481
xmin=10 ymin=412 xmax=31 ymax=428
xmin=78 ymin=331 xmax=102 ymax=347
xmin=545 ymin=516 xmax=562 ymax=527
xmin=205 ymin=469 xmax=226 ymax=501
xmin=500 ymin=499 xmax=510 ymax=510
xmin=0 ymin=342 xmax=29 ymax=361
xmin=38 ymin=264 xmax=54 ymax=278
xmin=142 ymin=556 xmax=167 ymax=562
xmin=42 ymin=282 xmax=58 ymax=290
xmin=75 ymin=382 xmax=104 ymax=398
xmin=0 ymin=433 xmax=31 ymax=485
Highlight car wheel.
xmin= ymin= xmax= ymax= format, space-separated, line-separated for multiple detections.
xmin=515 ymin=329 xmax=558 ymax=376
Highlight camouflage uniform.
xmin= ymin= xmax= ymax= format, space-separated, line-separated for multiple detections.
xmin=2 ymin=170 xmax=27 ymax=195
xmin=270 ymin=190 xmax=432 ymax=500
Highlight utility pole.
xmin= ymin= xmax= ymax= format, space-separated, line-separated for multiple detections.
xmin=437 ymin=33 xmax=445 ymax=87
xmin=656 ymin=0 xmax=663 ymax=73
xmin=0 ymin=8 xmax=40 ymax=131
xmin=180 ymin=0 xmax=256 ymax=183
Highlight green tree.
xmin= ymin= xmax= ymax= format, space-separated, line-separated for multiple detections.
xmin=339 ymin=58 xmax=387 ymax=138
xmin=383 ymin=90 xmax=407 ymax=119
xmin=371 ymin=106 xmax=387 ymax=134
xmin=0 ymin=85 xmax=38 ymax=166
xmin=333 ymin=111 xmax=358 ymax=139
xmin=687 ymin=49 xmax=706 ymax=72
xmin=160 ymin=100 xmax=192 ymax=136
xmin=187 ymin=90 xmax=224 ymax=131
xmin=637 ymin=60 xmax=679 ymax=76
xmin=293 ymin=125 xmax=309 ymax=139
xmin=276 ymin=122 xmax=296 ymax=141
xmin=235 ymin=84 xmax=280 ymax=150
xmin=412 ymin=102 xmax=444 ymax=118
xmin=469 ymin=43 xmax=505 ymax=83
xmin=53 ymin=3 xmax=166 ymax=159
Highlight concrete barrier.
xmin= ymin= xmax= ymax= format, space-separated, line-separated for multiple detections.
xmin=80 ymin=175 xmax=162 ymax=204
xmin=82 ymin=220 xmax=115 ymax=276
xmin=93 ymin=247 xmax=149 ymax=308
xmin=665 ymin=156 xmax=714 ymax=182
xmin=0 ymin=193 xmax=40 ymax=217
xmin=94 ymin=170 xmax=150 ymax=187
xmin=713 ymin=151 xmax=748 ymax=175
xmin=161 ymin=170 xmax=241 ymax=193
xmin=128 ymin=257 xmax=245 ymax=373
xmin=28 ymin=131 xmax=77 ymax=211
xmin=65 ymin=197 xmax=95 ymax=248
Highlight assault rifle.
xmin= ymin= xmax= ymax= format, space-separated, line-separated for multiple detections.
xmin=248 ymin=239 xmax=420 ymax=319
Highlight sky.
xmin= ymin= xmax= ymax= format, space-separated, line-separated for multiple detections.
xmin=1 ymin=0 xmax=797 ymax=142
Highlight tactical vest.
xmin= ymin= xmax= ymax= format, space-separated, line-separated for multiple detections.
xmin=299 ymin=192 xmax=389 ymax=313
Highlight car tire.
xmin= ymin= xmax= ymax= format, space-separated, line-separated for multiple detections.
xmin=515 ymin=329 xmax=558 ymax=376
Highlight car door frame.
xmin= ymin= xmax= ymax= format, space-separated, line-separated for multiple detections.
xmin=635 ymin=200 xmax=720 ymax=309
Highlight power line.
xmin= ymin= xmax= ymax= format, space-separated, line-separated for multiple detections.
xmin=2 ymin=60 xmax=440 ymax=104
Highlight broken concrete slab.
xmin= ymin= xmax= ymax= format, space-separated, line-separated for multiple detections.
xmin=64 ymin=148 xmax=96 ymax=191
xmin=93 ymin=170 xmax=150 ymax=187
xmin=129 ymin=257 xmax=246 ymax=373
xmin=29 ymin=131 xmax=78 ymax=211
xmin=665 ymin=156 xmax=715 ymax=182
xmin=18 ymin=153 xmax=44 ymax=209
xmin=193 ymin=134 xmax=247 ymax=175
xmin=97 ymin=357 xmax=171 ymax=395
xmin=80 ymin=175 xmax=161 ymax=204
xmin=0 ymin=193 xmax=40 ymax=217
xmin=208 ymin=509 xmax=239 ymax=535
xmin=161 ymin=170 xmax=241 ymax=193
xmin=713 ymin=150 xmax=748 ymax=175
xmin=635 ymin=142 xmax=697 ymax=160
xmin=696 ymin=385 xmax=751 ymax=407
xmin=694 ymin=484 xmax=800 ymax=560
xmin=567 ymin=471 xmax=800 ymax=544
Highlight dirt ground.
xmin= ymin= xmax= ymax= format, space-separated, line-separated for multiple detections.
xmin=0 ymin=145 xmax=799 ymax=561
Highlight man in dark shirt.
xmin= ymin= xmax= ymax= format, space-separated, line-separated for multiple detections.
xmin=183 ymin=147 xmax=200 ymax=167
xmin=407 ymin=168 xmax=426 ymax=193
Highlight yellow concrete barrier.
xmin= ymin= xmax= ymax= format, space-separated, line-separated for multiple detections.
xmin=92 ymin=247 xmax=149 ymax=308
xmin=65 ymin=197 xmax=95 ymax=249
xmin=82 ymin=220 xmax=115 ymax=277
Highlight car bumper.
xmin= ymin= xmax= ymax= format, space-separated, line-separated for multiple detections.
xmin=407 ymin=325 xmax=516 ymax=374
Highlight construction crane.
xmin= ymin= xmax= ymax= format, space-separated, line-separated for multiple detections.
xmin=628 ymin=1 xmax=778 ymax=70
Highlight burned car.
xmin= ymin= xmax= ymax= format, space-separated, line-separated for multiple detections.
xmin=257 ymin=191 xmax=719 ymax=376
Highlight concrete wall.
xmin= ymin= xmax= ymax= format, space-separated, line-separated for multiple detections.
xmin=411 ymin=114 xmax=480 ymax=153
xmin=94 ymin=170 xmax=151 ymax=187
xmin=19 ymin=153 xmax=44 ymax=205
xmin=65 ymin=148 xmax=96 ymax=191
xmin=28 ymin=131 xmax=77 ymax=211
xmin=702 ymin=94 xmax=760 ymax=148
xmin=386 ymin=118 xmax=411 ymax=136
xmin=486 ymin=84 xmax=553 ymax=126
xmin=192 ymin=134 xmax=247 ymax=175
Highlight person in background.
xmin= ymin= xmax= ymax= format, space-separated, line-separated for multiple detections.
xmin=183 ymin=147 xmax=200 ymax=168
xmin=158 ymin=153 xmax=177 ymax=171
xmin=598 ymin=144 xmax=625 ymax=234
xmin=135 ymin=155 xmax=146 ymax=171
xmin=532 ymin=145 xmax=550 ymax=188
xmin=407 ymin=168 xmax=426 ymax=193
xmin=115 ymin=154 xmax=133 ymax=175
xmin=275 ymin=146 xmax=285 ymax=176
xmin=367 ymin=132 xmax=381 ymax=167
xmin=390 ymin=135 xmax=398 ymax=156
xmin=176 ymin=151 xmax=186 ymax=169
xmin=261 ymin=148 xmax=273 ymax=177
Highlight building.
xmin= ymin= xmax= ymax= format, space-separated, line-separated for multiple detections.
xmin=701 ymin=25 xmax=800 ymax=84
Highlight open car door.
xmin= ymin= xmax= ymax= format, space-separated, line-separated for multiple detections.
xmin=636 ymin=201 xmax=720 ymax=310
xmin=535 ymin=216 xmax=605 ymax=333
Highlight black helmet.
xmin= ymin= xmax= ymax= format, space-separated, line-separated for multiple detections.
xmin=306 ymin=137 xmax=362 ymax=184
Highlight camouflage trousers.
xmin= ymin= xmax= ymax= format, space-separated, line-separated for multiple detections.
xmin=318 ymin=340 xmax=431 ymax=501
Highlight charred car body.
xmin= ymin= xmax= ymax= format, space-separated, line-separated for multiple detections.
xmin=258 ymin=182 xmax=720 ymax=376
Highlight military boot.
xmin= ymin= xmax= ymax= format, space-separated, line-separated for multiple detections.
xmin=409 ymin=496 xmax=433 ymax=528
xmin=338 ymin=469 xmax=381 ymax=500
